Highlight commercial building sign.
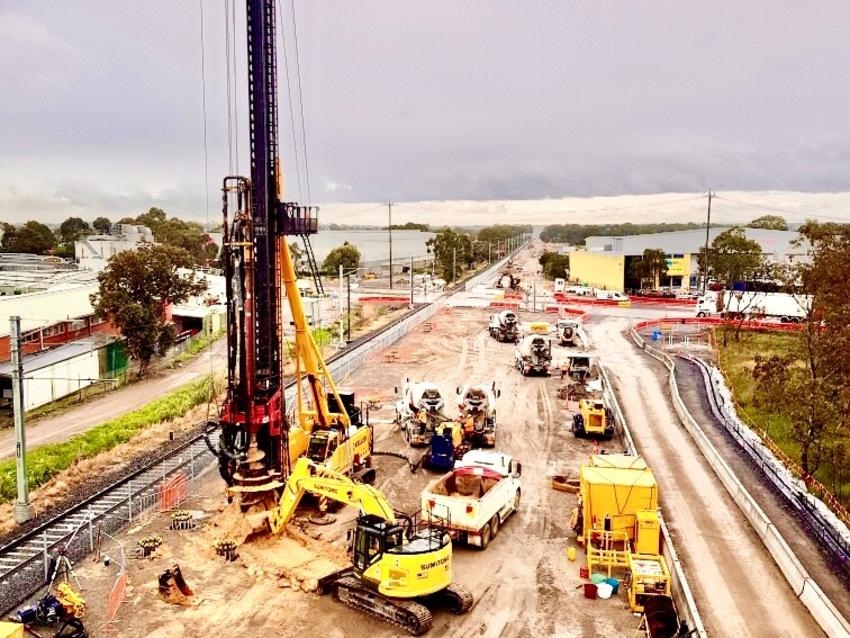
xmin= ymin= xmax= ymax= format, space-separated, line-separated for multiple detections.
xmin=664 ymin=254 xmax=689 ymax=277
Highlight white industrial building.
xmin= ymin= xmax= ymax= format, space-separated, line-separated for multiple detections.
xmin=76 ymin=224 xmax=154 ymax=272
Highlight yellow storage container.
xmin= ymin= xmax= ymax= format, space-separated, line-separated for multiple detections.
xmin=0 ymin=622 xmax=23 ymax=638
xmin=578 ymin=459 xmax=658 ymax=542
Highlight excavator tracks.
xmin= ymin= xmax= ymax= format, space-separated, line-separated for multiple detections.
xmin=332 ymin=576 xmax=433 ymax=636
xmin=439 ymin=583 xmax=474 ymax=614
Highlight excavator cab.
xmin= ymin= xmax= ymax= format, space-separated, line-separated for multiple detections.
xmin=307 ymin=429 xmax=340 ymax=463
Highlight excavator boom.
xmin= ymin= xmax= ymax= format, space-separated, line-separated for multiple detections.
xmin=269 ymin=457 xmax=394 ymax=533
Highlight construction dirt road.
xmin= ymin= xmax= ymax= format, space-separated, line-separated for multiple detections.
xmin=76 ymin=306 xmax=643 ymax=638
xmin=587 ymin=315 xmax=823 ymax=637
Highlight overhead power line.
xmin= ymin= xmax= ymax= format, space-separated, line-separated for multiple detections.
xmin=713 ymin=195 xmax=850 ymax=223
xmin=290 ymin=0 xmax=312 ymax=205
xmin=277 ymin=0 xmax=303 ymax=201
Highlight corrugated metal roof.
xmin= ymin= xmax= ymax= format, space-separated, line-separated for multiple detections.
xmin=0 ymin=284 xmax=99 ymax=338
xmin=584 ymin=227 xmax=806 ymax=258
xmin=0 ymin=335 xmax=113 ymax=376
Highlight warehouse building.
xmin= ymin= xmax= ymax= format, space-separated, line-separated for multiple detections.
xmin=569 ymin=227 xmax=805 ymax=291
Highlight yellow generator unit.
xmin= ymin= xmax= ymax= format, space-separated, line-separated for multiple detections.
xmin=626 ymin=553 xmax=671 ymax=612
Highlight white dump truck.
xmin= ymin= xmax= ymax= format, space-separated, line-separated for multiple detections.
xmin=421 ymin=450 xmax=522 ymax=549
xmin=395 ymin=380 xmax=447 ymax=446
xmin=488 ymin=310 xmax=520 ymax=343
xmin=695 ymin=290 xmax=810 ymax=323
xmin=514 ymin=334 xmax=552 ymax=376
xmin=456 ymin=383 xmax=499 ymax=447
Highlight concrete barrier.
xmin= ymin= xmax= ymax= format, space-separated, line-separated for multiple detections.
xmin=631 ymin=328 xmax=850 ymax=637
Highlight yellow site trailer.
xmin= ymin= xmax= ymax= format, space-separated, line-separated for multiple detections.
xmin=0 ymin=623 xmax=23 ymax=638
xmin=577 ymin=455 xmax=658 ymax=542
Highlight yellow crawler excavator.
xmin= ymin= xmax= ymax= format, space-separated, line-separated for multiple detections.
xmin=268 ymin=457 xmax=474 ymax=635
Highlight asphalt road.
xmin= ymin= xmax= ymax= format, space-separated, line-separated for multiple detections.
xmin=0 ymin=338 xmax=226 ymax=459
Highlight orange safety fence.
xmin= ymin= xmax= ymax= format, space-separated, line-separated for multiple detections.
xmin=489 ymin=301 xmax=521 ymax=309
xmin=158 ymin=472 xmax=189 ymax=511
xmin=105 ymin=569 xmax=127 ymax=625
xmin=634 ymin=316 xmax=805 ymax=333
xmin=358 ymin=296 xmax=410 ymax=304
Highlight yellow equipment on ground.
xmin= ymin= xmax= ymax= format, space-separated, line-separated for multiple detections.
xmin=572 ymin=455 xmax=660 ymax=571
xmin=0 ymin=622 xmax=23 ymax=638
xmin=268 ymin=457 xmax=473 ymax=635
xmin=626 ymin=553 xmax=671 ymax=612
xmin=571 ymin=398 xmax=615 ymax=440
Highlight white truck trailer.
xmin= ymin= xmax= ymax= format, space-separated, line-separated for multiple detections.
xmin=421 ymin=450 xmax=522 ymax=549
xmin=695 ymin=290 xmax=810 ymax=323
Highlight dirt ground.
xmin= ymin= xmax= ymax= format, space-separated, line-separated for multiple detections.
xmin=72 ymin=305 xmax=642 ymax=638
xmin=587 ymin=315 xmax=823 ymax=637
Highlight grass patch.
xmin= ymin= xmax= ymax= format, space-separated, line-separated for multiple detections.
xmin=715 ymin=330 xmax=844 ymax=498
xmin=170 ymin=328 xmax=226 ymax=367
xmin=0 ymin=375 xmax=214 ymax=503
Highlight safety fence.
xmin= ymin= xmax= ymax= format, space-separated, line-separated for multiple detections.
xmin=631 ymin=328 xmax=850 ymax=637
xmin=105 ymin=569 xmax=127 ymax=625
xmin=633 ymin=316 xmax=805 ymax=333
xmin=596 ymin=363 xmax=707 ymax=637
xmin=689 ymin=357 xmax=850 ymax=579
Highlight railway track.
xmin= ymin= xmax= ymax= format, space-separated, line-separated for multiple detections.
xmin=0 ymin=432 xmax=217 ymax=614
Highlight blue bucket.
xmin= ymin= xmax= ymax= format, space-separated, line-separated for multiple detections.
xmin=651 ymin=329 xmax=662 ymax=341
xmin=605 ymin=577 xmax=620 ymax=595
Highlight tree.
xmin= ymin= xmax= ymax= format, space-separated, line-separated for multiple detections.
xmin=538 ymin=251 xmax=569 ymax=280
xmin=91 ymin=244 xmax=207 ymax=376
xmin=58 ymin=216 xmax=91 ymax=244
xmin=748 ymin=215 xmax=788 ymax=231
xmin=426 ymin=229 xmax=472 ymax=281
xmin=540 ymin=222 xmax=702 ymax=245
xmin=0 ymin=220 xmax=56 ymax=254
xmin=699 ymin=226 xmax=763 ymax=285
xmin=125 ymin=207 xmax=215 ymax=265
xmin=93 ymin=216 xmax=112 ymax=234
xmin=322 ymin=241 xmax=360 ymax=274
xmin=634 ymin=248 xmax=668 ymax=288
xmin=288 ymin=241 xmax=305 ymax=274
xmin=749 ymin=221 xmax=850 ymax=476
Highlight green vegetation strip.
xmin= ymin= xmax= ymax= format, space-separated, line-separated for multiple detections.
xmin=0 ymin=375 xmax=213 ymax=503
xmin=716 ymin=331 xmax=840 ymax=495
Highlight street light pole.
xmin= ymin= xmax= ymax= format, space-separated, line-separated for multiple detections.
xmin=387 ymin=201 xmax=393 ymax=289
xmin=338 ymin=264 xmax=345 ymax=347
xmin=452 ymin=248 xmax=457 ymax=283
xmin=488 ymin=242 xmax=491 ymax=265
xmin=409 ymin=255 xmax=414 ymax=307
xmin=11 ymin=316 xmax=34 ymax=523
xmin=346 ymin=274 xmax=352 ymax=341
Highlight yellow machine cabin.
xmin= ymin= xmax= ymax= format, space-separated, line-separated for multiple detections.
xmin=267 ymin=457 xmax=473 ymax=635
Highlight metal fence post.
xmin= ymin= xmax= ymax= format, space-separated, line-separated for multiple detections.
xmin=88 ymin=507 xmax=94 ymax=551
xmin=42 ymin=532 xmax=48 ymax=579
xmin=127 ymin=485 xmax=133 ymax=522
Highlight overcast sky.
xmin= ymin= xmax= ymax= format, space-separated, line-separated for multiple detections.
xmin=3 ymin=1 xmax=850 ymax=225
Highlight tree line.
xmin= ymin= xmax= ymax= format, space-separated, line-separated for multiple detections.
xmin=0 ymin=207 xmax=217 ymax=266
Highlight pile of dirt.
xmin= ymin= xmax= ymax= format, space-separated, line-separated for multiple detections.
xmin=0 ymin=401 xmax=216 ymax=544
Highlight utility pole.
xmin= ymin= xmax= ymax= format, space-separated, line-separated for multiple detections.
xmin=452 ymin=248 xmax=457 ymax=283
xmin=488 ymin=242 xmax=492 ymax=264
xmin=11 ymin=316 xmax=34 ymax=523
xmin=702 ymin=189 xmax=713 ymax=294
xmin=338 ymin=264 xmax=345 ymax=347
xmin=346 ymin=274 xmax=352 ymax=341
xmin=409 ymin=255 xmax=414 ymax=307
xmin=386 ymin=201 xmax=393 ymax=289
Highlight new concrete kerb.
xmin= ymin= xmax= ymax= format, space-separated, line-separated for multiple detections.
xmin=630 ymin=328 xmax=850 ymax=638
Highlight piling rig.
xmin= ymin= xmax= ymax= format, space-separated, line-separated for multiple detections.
xmin=211 ymin=0 xmax=363 ymax=510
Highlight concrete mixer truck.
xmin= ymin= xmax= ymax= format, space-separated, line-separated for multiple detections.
xmin=489 ymin=310 xmax=520 ymax=343
xmin=395 ymin=380 xmax=448 ymax=446
xmin=556 ymin=318 xmax=581 ymax=347
xmin=456 ymin=382 xmax=499 ymax=447
xmin=514 ymin=334 xmax=553 ymax=376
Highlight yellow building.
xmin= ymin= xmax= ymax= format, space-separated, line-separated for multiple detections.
xmin=568 ymin=251 xmax=625 ymax=290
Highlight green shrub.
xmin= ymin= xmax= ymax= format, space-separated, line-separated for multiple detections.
xmin=0 ymin=375 xmax=213 ymax=503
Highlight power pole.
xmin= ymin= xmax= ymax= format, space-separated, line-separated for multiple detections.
xmin=702 ymin=189 xmax=713 ymax=294
xmin=346 ymin=274 xmax=352 ymax=341
xmin=452 ymin=248 xmax=457 ymax=283
xmin=11 ymin=316 xmax=34 ymax=523
xmin=386 ymin=201 xmax=393 ymax=289
xmin=488 ymin=242 xmax=492 ymax=264
xmin=409 ymin=255 xmax=414 ymax=307
xmin=338 ymin=264 xmax=345 ymax=347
